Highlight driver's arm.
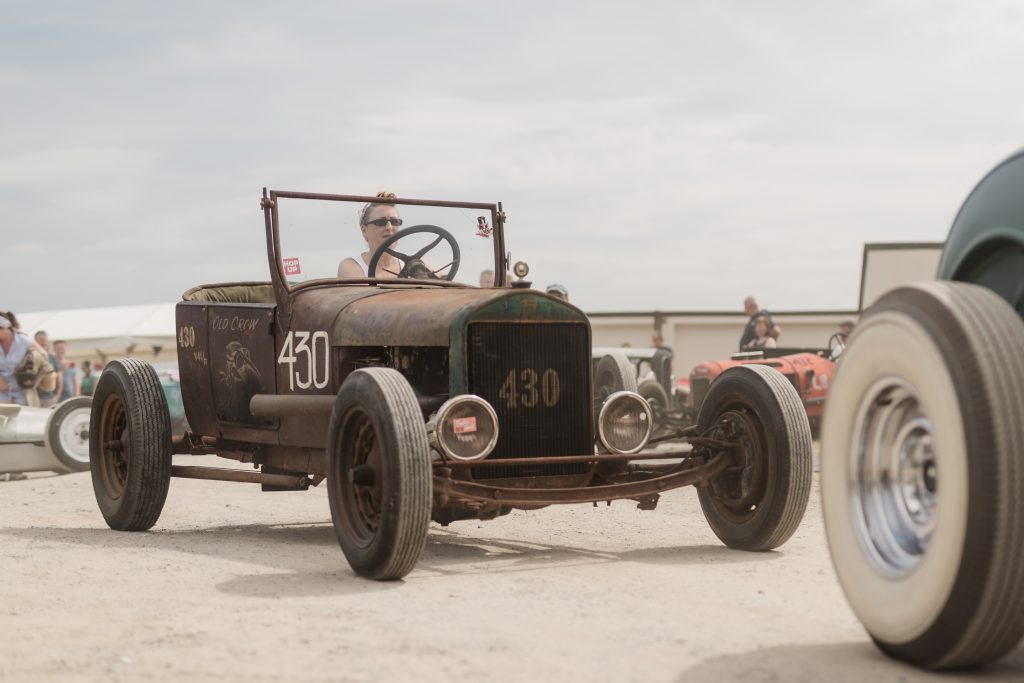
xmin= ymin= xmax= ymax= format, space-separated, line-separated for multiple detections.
xmin=337 ymin=258 xmax=365 ymax=279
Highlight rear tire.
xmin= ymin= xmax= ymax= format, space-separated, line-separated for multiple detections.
xmin=89 ymin=359 xmax=172 ymax=531
xmin=821 ymin=282 xmax=1024 ymax=669
xmin=327 ymin=368 xmax=432 ymax=580
xmin=696 ymin=365 xmax=812 ymax=551
xmin=46 ymin=397 xmax=93 ymax=472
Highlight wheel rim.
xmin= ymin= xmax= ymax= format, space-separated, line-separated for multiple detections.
xmin=705 ymin=408 xmax=767 ymax=521
xmin=336 ymin=408 xmax=383 ymax=549
xmin=851 ymin=378 xmax=937 ymax=577
xmin=58 ymin=407 xmax=91 ymax=464
xmin=97 ymin=393 xmax=130 ymax=499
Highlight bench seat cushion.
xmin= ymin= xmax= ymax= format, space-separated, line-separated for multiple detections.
xmin=181 ymin=282 xmax=276 ymax=304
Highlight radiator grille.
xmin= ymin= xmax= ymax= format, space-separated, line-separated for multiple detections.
xmin=467 ymin=322 xmax=591 ymax=479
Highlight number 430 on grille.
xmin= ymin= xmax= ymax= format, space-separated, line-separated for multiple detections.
xmin=498 ymin=368 xmax=560 ymax=409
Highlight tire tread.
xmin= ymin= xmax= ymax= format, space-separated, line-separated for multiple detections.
xmin=90 ymin=358 xmax=172 ymax=532
xmin=697 ymin=364 xmax=813 ymax=551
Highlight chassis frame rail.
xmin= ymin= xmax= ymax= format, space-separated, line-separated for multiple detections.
xmin=433 ymin=451 xmax=730 ymax=506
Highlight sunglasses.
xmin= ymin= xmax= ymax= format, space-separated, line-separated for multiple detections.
xmin=364 ymin=217 xmax=403 ymax=228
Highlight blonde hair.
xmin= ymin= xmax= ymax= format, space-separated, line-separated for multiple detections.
xmin=358 ymin=191 xmax=398 ymax=225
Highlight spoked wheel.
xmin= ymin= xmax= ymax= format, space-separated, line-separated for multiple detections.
xmin=367 ymin=225 xmax=461 ymax=280
xmin=45 ymin=396 xmax=93 ymax=472
xmin=696 ymin=365 xmax=812 ymax=551
xmin=340 ymin=409 xmax=384 ymax=547
xmin=822 ymin=282 xmax=1024 ymax=669
xmin=327 ymin=368 xmax=432 ymax=580
xmin=89 ymin=359 xmax=172 ymax=531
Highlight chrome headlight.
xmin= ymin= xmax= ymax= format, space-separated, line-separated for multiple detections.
xmin=426 ymin=395 xmax=499 ymax=462
xmin=598 ymin=391 xmax=653 ymax=454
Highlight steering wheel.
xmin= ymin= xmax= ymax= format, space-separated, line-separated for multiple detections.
xmin=827 ymin=332 xmax=846 ymax=359
xmin=366 ymin=225 xmax=461 ymax=281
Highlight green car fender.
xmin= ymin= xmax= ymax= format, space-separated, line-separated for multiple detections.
xmin=938 ymin=148 xmax=1024 ymax=317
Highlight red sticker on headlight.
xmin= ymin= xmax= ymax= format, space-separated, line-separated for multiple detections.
xmin=452 ymin=416 xmax=478 ymax=434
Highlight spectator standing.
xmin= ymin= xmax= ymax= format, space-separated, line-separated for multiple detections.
xmin=0 ymin=314 xmax=33 ymax=480
xmin=646 ymin=330 xmax=675 ymax=378
xmin=837 ymin=319 xmax=855 ymax=341
xmin=33 ymin=330 xmax=62 ymax=406
xmin=738 ymin=296 xmax=782 ymax=350
xmin=80 ymin=360 xmax=98 ymax=397
xmin=0 ymin=315 xmax=32 ymax=405
xmin=54 ymin=340 xmax=79 ymax=400
xmin=479 ymin=269 xmax=495 ymax=288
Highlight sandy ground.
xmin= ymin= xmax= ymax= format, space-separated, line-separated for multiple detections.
xmin=1 ymin=453 xmax=1022 ymax=683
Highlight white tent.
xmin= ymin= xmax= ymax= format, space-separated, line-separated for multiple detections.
xmin=16 ymin=303 xmax=178 ymax=363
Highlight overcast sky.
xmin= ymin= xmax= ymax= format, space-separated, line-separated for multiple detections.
xmin=3 ymin=1 xmax=1023 ymax=315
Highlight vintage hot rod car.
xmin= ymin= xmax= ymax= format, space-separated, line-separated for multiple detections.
xmin=89 ymin=190 xmax=813 ymax=580
xmin=689 ymin=341 xmax=840 ymax=436
xmin=1 ymin=398 xmax=92 ymax=475
xmin=595 ymin=340 xmax=840 ymax=438
xmin=821 ymin=150 xmax=1024 ymax=669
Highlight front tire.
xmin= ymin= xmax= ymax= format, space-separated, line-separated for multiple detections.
xmin=821 ymin=282 xmax=1024 ymax=670
xmin=46 ymin=397 xmax=93 ymax=472
xmin=327 ymin=368 xmax=432 ymax=580
xmin=696 ymin=365 xmax=812 ymax=551
xmin=89 ymin=359 xmax=172 ymax=531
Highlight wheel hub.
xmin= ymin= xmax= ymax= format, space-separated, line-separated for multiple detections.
xmin=340 ymin=410 xmax=383 ymax=547
xmin=853 ymin=379 xmax=937 ymax=576
xmin=98 ymin=394 xmax=130 ymax=499
xmin=706 ymin=409 xmax=766 ymax=515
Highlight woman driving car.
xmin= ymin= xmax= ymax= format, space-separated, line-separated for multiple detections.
xmin=337 ymin=191 xmax=403 ymax=278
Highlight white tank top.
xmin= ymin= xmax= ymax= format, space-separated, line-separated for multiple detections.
xmin=339 ymin=255 xmax=369 ymax=277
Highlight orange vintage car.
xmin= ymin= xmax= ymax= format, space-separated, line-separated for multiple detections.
xmin=688 ymin=337 xmax=844 ymax=436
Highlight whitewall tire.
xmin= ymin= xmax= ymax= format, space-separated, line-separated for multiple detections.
xmin=821 ymin=281 xmax=1024 ymax=669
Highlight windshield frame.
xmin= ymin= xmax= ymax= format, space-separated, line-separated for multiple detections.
xmin=261 ymin=189 xmax=507 ymax=299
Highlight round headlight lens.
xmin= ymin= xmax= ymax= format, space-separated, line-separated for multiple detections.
xmin=429 ymin=395 xmax=499 ymax=462
xmin=598 ymin=391 xmax=653 ymax=454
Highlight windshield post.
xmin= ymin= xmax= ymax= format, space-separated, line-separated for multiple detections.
xmin=262 ymin=188 xmax=293 ymax=331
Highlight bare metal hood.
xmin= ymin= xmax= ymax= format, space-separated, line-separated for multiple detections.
xmin=327 ymin=286 xmax=584 ymax=346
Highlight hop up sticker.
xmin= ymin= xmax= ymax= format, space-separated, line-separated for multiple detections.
xmin=283 ymin=257 xmax=302 ymax=276
xmin=452 ymin=416 xmax=478 ymax=434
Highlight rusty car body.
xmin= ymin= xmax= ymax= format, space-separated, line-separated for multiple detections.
xmin=89 ymin=190 xmax=813 ymax=580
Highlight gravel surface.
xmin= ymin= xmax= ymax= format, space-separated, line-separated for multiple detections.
xmin=2 ymin=454 xmax=1021 ymax=682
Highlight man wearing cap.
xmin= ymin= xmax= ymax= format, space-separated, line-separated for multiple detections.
xmin=0 ymin=315 xmax=32 ymax=405
xmin=546 ymin=284 xmax=569 ymax=302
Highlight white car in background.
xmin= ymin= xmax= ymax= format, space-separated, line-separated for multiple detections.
xmin=0 ymin=398 xmax=92 ymax=475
